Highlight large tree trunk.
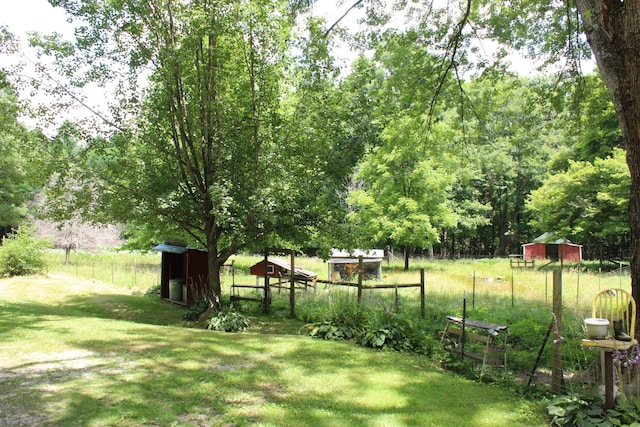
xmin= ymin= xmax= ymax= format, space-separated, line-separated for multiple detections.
xmin=575 ymin=1 xmax=640 ymax=334
xmin=206 ymin=236 xmax=223 ymax=309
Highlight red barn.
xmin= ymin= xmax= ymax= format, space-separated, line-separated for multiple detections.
xmin=522 ymin=233 xmax=582 ymax=263
xmin=154 ymin=243 xmax=209 ymax=306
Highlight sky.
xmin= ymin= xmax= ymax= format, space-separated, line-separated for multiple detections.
xmin=0 ymin=0 xmax=360 ymax=132
xmin=1 ymin=0 xmax=595 ymax=130
xmin=1 ymin=0 xmax=75 ymax=45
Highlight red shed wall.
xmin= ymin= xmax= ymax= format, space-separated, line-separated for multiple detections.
xmin=561 ymin=244 xmax=582 ymax=262
xmin=186 ymin=249 xmax=209 ymax=304
xmin=523 ymin=243 xmax=546 ymax=260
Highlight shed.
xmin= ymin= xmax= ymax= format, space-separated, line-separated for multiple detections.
xmin=522 ymin=232 xmax=583 ymax=263
xmin=249 ymin=257 xmax=317 ymax=280
xmin=153 ymin=243 xmax=209 ymax=306
xmin=328 ymin=249 xmax=384 ymax=281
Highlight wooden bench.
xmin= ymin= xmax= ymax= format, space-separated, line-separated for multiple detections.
xmin=441 ymin=316 xmax=508 ymax=374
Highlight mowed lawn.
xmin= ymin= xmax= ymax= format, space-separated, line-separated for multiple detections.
xmin=0 ymin=274 xmax=547 ymax=426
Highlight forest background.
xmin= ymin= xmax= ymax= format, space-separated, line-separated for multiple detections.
xmin=0 ymin=0 xmax=633 ymax=297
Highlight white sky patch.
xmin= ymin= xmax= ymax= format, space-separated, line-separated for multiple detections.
xmin=1 ymin=0 xmax=595 ymax=132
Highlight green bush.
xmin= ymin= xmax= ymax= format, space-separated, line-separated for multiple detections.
xmin=0 ymin=226 xmax=51 ymax=277
xmin=303 ymin=321 xmax=359 ymax=341
xmin=183 ymin=297 xmax=211 ymax=321
xmin=299 ymin=295 xmax=436 ymax=355
xmin=207 ymin=306 xmax=250 ymax=332
xmin=547 ymin=394 xmax=640 ymax=426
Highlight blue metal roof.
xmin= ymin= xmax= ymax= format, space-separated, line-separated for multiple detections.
xmin=153 ymin=243 xmax=189 ymax=254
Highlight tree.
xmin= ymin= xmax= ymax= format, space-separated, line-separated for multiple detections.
xmin=527 ymin=148 xmax=630 ymax=260
xmin=0 ymin=31 xmax=37 ymax=235
xmin=0 ymin=84 xmax=31 ymax=231
xmin=458 ymin=76 xmax=560 ymax=255
xmin=35 ymin=0 xmax=330 ymax=304
xmin=573 ymin=1 xmax=640 ymax=306
xmin=465 ymin=0 xmax=640 ymax=328
xmin=347 ymin=116 xmax=457 ymax=270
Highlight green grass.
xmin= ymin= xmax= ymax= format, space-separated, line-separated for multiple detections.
xmin=0 ymin=273 xmax=547 ymax=426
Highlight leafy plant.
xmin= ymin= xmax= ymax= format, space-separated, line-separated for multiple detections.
xmin=546 ymin=393 xmax=608 ymax=426
xmin=144 ymin=284 xmax=161 ymax=298
xmin=546 ymin=393 xmax=640 ymax=426
xmin=360 ymin=327 xmax=395 ymax=348
xmin=207 ymin=306 xmax=250 ymax=332
xmin=303 ymin=321 xmax=359 ymax=341
xmin=0 ymin=226 xmax=51 ymax=277
xmin=183 ymin=297 xmax=211 ymax=321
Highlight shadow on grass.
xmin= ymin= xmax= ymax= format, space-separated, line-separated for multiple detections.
xmin=0 ymin=278 xmax=548 ymax=426
xmin=0 ymin=293 xmax=185 ymax=331
xmin=1 ymin=315 xmax=547 ymax=426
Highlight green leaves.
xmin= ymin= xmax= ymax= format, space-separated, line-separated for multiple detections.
xmin=0 ymin=226 xmax=52 ymax=277
xmin=527 ymin=148 xmax=630 ymax=248
xmin=207 ymin=306 xmax=251 ymax=332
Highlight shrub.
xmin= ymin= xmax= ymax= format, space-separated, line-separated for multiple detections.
xmin=0 ymin=226 xmax=51 ymax=277
xmin=183 ymin=297 xmax=211 ymax=321
xmin=546 ymin=392 xmax=640 ymax=426
xmin=207 ymin=306 xmax=250 ymax=332
xmin=303 ymin=321 xmax=359 ymax=341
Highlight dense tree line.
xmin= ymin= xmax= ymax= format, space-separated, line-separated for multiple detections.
xmin=0 ymin=1 xmax=636 ymax=295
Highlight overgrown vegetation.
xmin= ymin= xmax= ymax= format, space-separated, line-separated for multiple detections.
xmin=0 ymin=226 xmax=51 ymax=277
xmin=207 ymin=305 xmax=251 ymax=332
xmin=545 ymin=393 xmax=640 ymax=426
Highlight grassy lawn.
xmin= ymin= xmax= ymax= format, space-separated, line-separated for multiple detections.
xmin=0 ymin=273 xmax=547 ymax=426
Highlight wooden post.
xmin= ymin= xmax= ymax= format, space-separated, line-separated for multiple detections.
xmin=511 ymin=270 xmax=515 ymax=307
xmin=263 ymin=250 xmax=270 ymax=314
xmin=420 ymin=268 xmax=425 ymax=318
xmin=604 ymin=351 xmax=615 ymax=409
xmin=576 ymin=267 xmax=580 ymax=306
xmin=472 ymin=270 xmax=476 ymax=309
xmin=552 ymin=268 xmax=563 ymax=394
xmin=290 ymin=251 xmax=295 ymax=318
xmin=461 ymin=291 xmax=467 ymax=361
xmin=357 ymin=255 xmax=363 ymax=303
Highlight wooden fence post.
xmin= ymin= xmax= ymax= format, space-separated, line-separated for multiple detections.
xmin=552 ymin=268 xmax=563 ymax=394
xmin=290 ymin=251 xmax=295 ymax=318
xmin=420 ymin=268 xmax=425 ymax=318
xmin=472 ymin=270 xmax=476 ymax=309
xmin=357 ymin=255 xmax=363 ymax=303
xmin=263 ymin=250 xmax=270 ymax=314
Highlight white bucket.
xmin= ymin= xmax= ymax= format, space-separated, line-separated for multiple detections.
xmin=584 ymin=318 xmax=609 ymax=339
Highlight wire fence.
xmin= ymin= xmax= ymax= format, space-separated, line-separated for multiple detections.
xmin=45 ymin=250 xmax=162 ymax=291
xmin=47 ymin=250 xmax=637 ymax=392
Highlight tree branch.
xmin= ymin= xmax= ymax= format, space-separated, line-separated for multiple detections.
xmin=426 ymin=0 xmax=472 ymax=123
xmin=324 ymin=0 xmax=364 ymax=38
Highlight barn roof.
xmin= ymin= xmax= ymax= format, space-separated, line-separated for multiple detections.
xmin=153 ymin=244 xmax=207 ymax=254
xmin=153 ymin=243 xmax=189 ymax=254
xmin=526 ymin=232 xmax=582 ymax=247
